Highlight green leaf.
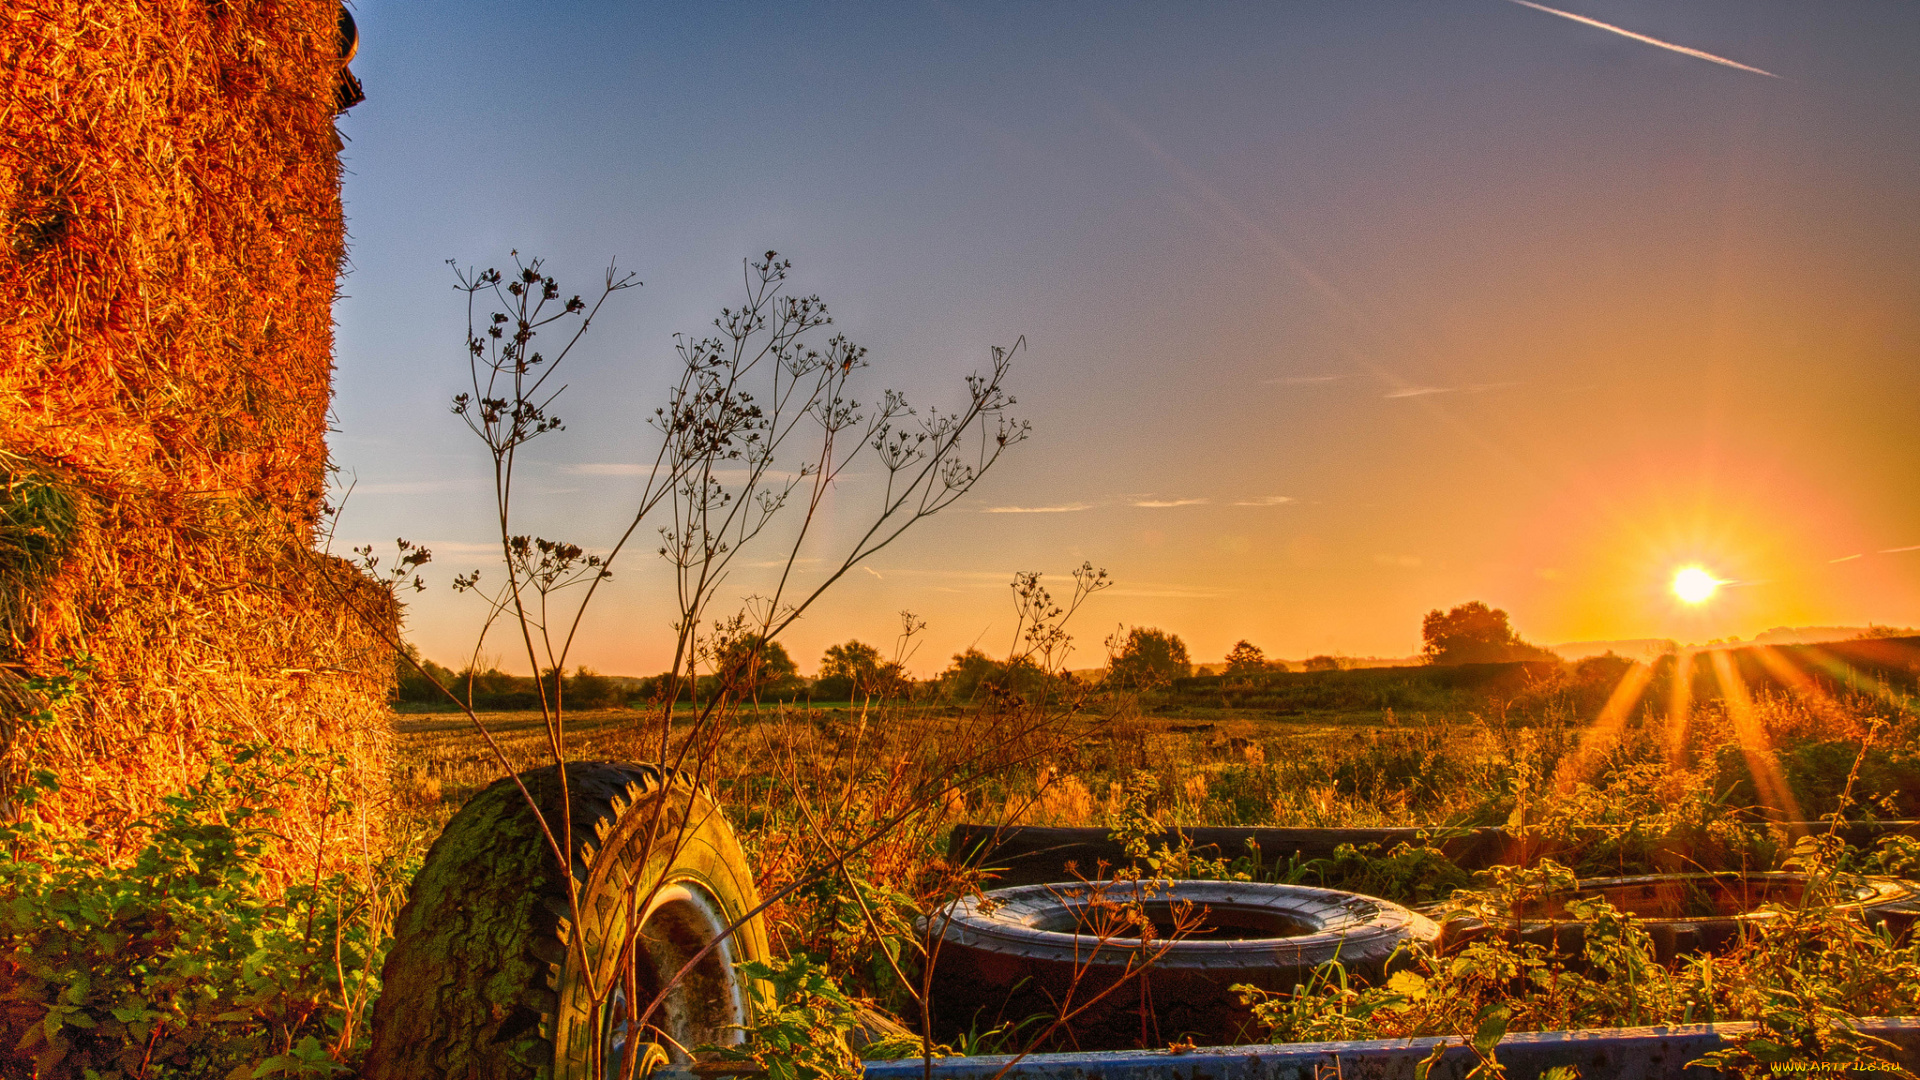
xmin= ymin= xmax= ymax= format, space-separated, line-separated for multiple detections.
xmin=1472 ymin=1004 xmax=1510 ymax=1057
xmin=1386 ymin=970 xmax=1429 ymax=1001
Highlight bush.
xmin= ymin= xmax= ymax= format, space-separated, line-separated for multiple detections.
xmin=1106 ymin=626 xmax=1190 ymax=689
xmin=0 ymin=745 xmax=410 ymax=1079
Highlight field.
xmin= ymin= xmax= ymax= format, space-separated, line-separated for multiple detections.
xmin=12 ymin=648 xmax=1920 ymax=1078
xmin=376 ymin=648 xmax=1920 ymax=1066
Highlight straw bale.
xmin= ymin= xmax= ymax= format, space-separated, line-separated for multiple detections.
xmin=0 ymin=0 xmax=395 ymax=882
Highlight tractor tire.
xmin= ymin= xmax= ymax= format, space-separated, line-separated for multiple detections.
xmin=364 ymin=762 xmax=768 ymax=1080
xmin=925 ymin=880 xmax=1437 ymax=1051
xmin=1437 ymin=871 xmax=1919 ymax=962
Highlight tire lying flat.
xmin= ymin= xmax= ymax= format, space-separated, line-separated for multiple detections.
xmin=365 ymin=762 xmax=768 ymax=1080
xmin=1436 ymin=871 xmax=1920 ymax=962
xmin=926 ymin=880 xmax=1437 ymax=1051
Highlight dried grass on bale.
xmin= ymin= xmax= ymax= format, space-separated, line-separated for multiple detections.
xmin=0 ymin=0 xmax=396 ymax=887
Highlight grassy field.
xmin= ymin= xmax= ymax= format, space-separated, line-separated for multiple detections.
xmin=13 ymin=651 xmax=1917 ymax=1078
xmin=375 ymin=664 xmax=1920 ymax=1063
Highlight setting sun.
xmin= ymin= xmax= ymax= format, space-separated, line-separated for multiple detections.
xmin=1673 ymin=566 xmax=1721 ymax=605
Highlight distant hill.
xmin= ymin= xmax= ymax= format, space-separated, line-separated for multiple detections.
xmin=1546 ymin=639 xmax=1678 ymax=662
xmin=1549 ymin=625 xmax=1915 ymax=662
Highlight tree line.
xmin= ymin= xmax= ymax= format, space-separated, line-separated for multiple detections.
xmin=392 ymin=600 xmax=1552 ymax=708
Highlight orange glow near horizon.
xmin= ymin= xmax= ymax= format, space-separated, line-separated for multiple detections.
xmin=1507 ymin=447 xmax=1909 ymax=651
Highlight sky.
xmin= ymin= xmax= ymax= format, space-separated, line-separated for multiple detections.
xmin=328 ymin=2 xmax=1920 ymax=678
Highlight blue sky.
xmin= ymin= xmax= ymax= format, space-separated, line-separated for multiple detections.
xmin=329 ymin=2 xmax=1920 ymax=675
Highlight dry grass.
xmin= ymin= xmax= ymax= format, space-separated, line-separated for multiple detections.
xmin=0 ymin=0 xmax=394 ymax=887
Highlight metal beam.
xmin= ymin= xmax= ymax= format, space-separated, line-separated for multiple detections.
xmin=654 ymin=1018 xmax=1920 ymax=1080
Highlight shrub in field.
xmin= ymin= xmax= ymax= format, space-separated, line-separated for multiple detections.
xmin=1105 ymin=627 xmax=1191 ymax=690
xmin=935 ymin=648 xmax=1060 ymax=704
xmin=1421 ymin=602 xmax=1554 ymax=665
xmin=1223 ymin=641 xmax=1269 ymax=681
xmin=1329 ymin=728 xmax=1476 ymax=814
xmin=814 ymin=640 xmax=910 ymax=702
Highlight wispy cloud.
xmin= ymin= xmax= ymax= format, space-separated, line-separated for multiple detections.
xmin=1131 ymin=497 xmax=1209 ymax=509
xmin=1384 ymin=381 xmax=1522 ymax=400
xmin=562 ymin=463 xmax=810 ymax=484
xmin=564 ymin=462 xmax=655 ymax=476
xmin=347 ymin=479 xmax=475 ymax=495
xmin=1881 ymin=545 xmax=1920 ymax=554
xmin=1506 ymin=0 xmax=1779 ymax=79
xmin=1107 ymin=585 xmax=1230 ymax=599
xmin=1266 ymin=374 xmax=1346 ymax=386
xmin=984 ymin=503 xmax=1092 ymax=514
xmin=1232 ymin=495 xmax=1294 ymax=507
xmin=1829 ymin=554 xmax=1864 ymax=564
xmin=863 ymin=565 xmax=883 ymax=580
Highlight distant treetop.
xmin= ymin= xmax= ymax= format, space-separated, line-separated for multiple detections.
xmin=1107 ymin=626 xmax=1191 ymax=689
xmin=1421 ymin=601 xmax=1554 ymax=665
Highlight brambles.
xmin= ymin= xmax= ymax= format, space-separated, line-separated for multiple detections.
xmin=381 ymin=657 xmax=1920 ymax=1071
xmin=1 ymin=744 xmax=416 ymax=1079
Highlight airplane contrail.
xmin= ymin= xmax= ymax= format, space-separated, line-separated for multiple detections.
xmin=1506 ymin=0 xmax=1779 ymax=78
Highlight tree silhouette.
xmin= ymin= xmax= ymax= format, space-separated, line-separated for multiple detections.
xmin=713 ymin=634 xmax=801 ymax=698
xmin=1421 ymin=601 xmax=1553 ymax=665
xmin=1224 ymin=640 xmax=1268 ymax=680
xmin=815 ymin=639 xmax=902 ymax=700
xmin=1107 ymin=626 xmax=1191 ymax=689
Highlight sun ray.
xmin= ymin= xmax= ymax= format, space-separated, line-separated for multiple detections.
xmin=1790 ymin=645 xmax=1920 ymax=726
xmin=1750 ymin=646 xmax=1866 ymax=737
xmin=1665 ymin=648 xmax=1695 ymax=769
xmin=1708 ymin=648 xmax=1805 ymax=831
xmin=1553 ymin=660 xmax=1654 ymax=792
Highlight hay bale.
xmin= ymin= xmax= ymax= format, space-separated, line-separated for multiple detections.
xmin=0 ymin=0 xmax=393 ymax=883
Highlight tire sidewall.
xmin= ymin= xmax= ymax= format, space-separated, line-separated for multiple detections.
xmin=550 ymin=778 xmax=770 ymax=1078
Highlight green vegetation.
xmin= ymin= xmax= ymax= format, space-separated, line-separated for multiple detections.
xmin=374 ymin=665 xmax=1920 ymax=1072
xmin=15 ymin=243 xmax=1919 ymax=1078
xmin=9 ymin=633 xmax=1920 ymax=1076
xmin=0 ymin=738 xmax=416 ymax=1079
xmin=0 ymin=457 xmax=83 ymax=643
